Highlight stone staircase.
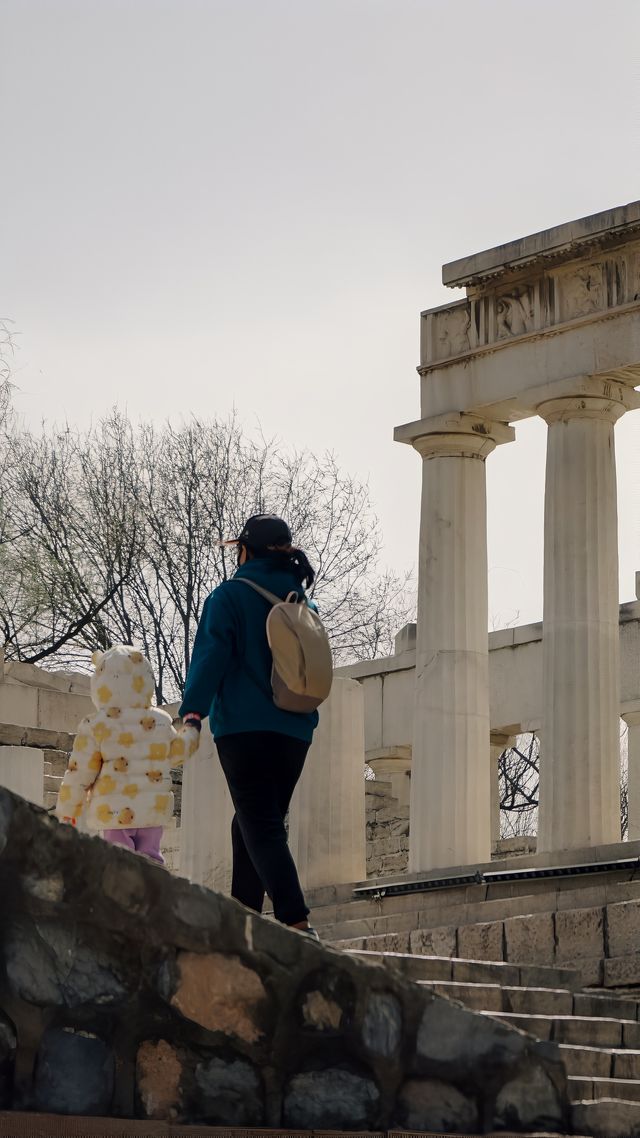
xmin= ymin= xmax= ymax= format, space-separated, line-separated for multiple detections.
xmin=308 ymin=853 xmax=640 ymax=1136
xmin=42 ymin=749 xmax=68 ymax=811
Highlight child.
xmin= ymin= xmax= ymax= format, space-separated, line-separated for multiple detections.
xmin=55 ymin=644 xmax=199 ymax=863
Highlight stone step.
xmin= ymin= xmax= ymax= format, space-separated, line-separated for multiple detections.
xmin=418 ymin=979 xmax=573 ymax=1015
xmin=572 ymin=1097 xmax=640 ymax=1138
xmin=316 ymin=874 xmax=640 ymax=944
xmin=482 ymin=1010 xmax=640 ymax=1048
xmin=569 ymin=1075 xmax=640 ymax=1102
xmin=559 ymin=1043 xmax=640 ymax=1080
xmin=346 ymin=948 xmax=581 ymax=990
xmin=43 ymin=749 xmax=71 ymax=776
xmin=574 ymin=991 xmax=640 ymax=1021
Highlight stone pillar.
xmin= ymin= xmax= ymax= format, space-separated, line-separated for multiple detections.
xmin=367 ymin=746 xmax=412 ymax=806
xmin=0 ymin=746 xmax=43 ymax=806
xmin=407 ymin=416 xmax=514 ymax=872
xmin=624 ymin=711 xmax=640 ymax=841
xmin=180 ymin=721 xmax=234 ymax=892
xmin=289 ymin=677 xmax=366 ymax=890
xmin=490 ymin=732 xmax=515 ymax=849
xmin=537 ymin=388 xmax=639 ymax=851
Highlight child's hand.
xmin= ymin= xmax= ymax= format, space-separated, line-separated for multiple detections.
xmin=180 ymin=723 xmax=201 ymax=758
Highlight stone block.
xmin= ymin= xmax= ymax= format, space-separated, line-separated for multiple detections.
xmin=573 ymin=991 xmax=639 ymax=1020
xmin=613 ymin=1049 xmax=640 ymax=1080
xmin=623 ymin=1021 xmax=640 ymax=1049
xmin=554 ymin=905 xmax=604 ymax=961
xmin=283 ymin=1069 xmax=380 ymax=1129
xmin=504 ymin=912 xmax=555 ymax=966
xmin=415 ymin=995 xmax=527 ymax=1083
xmin=452 ymin=959 xmax=520 ymax=986
xmin=604 ymin=956 xmax=640 ymax=987
xmin=572 ymin=1098 xmax=640 ymax=1138
xmin=379 ymin=852 xmax=409 ymax=873
xmin=33 ymin=1027 xmax=114 ymax=1116
xmin=607 ymin=899 xmax=640 ymax=957
xmin=362 ymin=991 xmax=403 ymax=1058
xmin=558 ymin=1043 xmax=612 ymax=1078
xmin=364 ymin=932 xmax=410 ymax=953
xmin=457 ymin=920 xmax=504 ymax=962
xmin=518 ymin=962 xmax=579 ymax=989
xmin=193 ymin=1055 xmax=264 ymax=1125
xmin=375 ymin=805 xmax=409 ymax=824
xmin=492 ymin=1066 xmax=563 ymax=1131
xmin=504 ymin=985 xmax=572 ymax=1016
xmin=554 ymin=1016 xmax=621 ymax=1047
xmin=5 ymin=917 xmax=128 ymax=1007
xmin=169 ymin=951 xmax=267 ymax=1044
xmin=409 ymin=926 xmax=456 ymax=957
xmin=576 ymin=956 xmax=604 ymax=987
xmin=136 ymin=1040 xmax=182 ymax=1120
xmin=394 ymin=1078 xmax=479 ymax=1132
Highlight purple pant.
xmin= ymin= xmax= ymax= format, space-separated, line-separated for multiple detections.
xmin=103 ymin=826 xmax=164 ymax=864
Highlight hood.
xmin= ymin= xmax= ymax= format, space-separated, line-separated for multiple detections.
xmin=90 ymin=644 xmax=155 ymax=712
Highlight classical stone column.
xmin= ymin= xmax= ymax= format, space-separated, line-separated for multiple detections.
xmin=490 ymin=732 xmax=516 ymax=850
xmin=0 ymin=746 xmax=43 ymax=806
xmin=180 ymin=721 xmax=234 ymax=892
xmin=537 ymin=388 xmax=639 ymax=851
xmin=623 ymin=710 xmax=640 ymax=841
xmin=406 ymin=417 xmax=514 ymax=872
xmin=288 ymin=677 xmax=366 ymax=890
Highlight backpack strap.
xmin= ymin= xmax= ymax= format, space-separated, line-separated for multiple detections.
xmin=234 ymin=579 xmax=303 ymax=606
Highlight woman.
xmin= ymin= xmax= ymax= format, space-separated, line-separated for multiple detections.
xmin=179 ymin=514 xmax=319 ymax=936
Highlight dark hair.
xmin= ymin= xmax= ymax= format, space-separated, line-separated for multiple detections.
xmin=242 ymin=543 xmax=315 ymax=589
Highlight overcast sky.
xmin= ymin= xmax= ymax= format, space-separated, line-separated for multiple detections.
xmin=2 ymin=0 xmax=640 ymax=629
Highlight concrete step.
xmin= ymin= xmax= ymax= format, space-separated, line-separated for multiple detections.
xmin=569 ymin=1075 xmax=640 ymax=1102
xmin=482 ymin=1010 xmax=640 ymax=1048
xmin=346 ymin=948 xmax=581 ymax=990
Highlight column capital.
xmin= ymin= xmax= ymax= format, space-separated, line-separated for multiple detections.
xmin=395 ymin=412 xmax=514 ymax=461
xmin=529 ymin=374 xmax=640 ymax=425
xmin=622 ymin=705 xmax=640 ymax=728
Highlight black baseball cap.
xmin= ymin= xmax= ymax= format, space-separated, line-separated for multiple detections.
xmin=220 ymin=514 xmax=292 ymax=550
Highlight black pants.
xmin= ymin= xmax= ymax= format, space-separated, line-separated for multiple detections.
xmin=215 ymin=731 xmax=310 ymax=926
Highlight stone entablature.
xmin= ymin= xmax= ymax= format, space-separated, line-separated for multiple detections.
xmin=422 ymin=236 xmax=640 ymax=370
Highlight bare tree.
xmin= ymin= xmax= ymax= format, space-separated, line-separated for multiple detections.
xmin=1 ymin=411 xmax=414 ymax=701
xmin=499 ymin=733 xmax=539 ymax=838
xmin=499 ymin=722 xmax=629 ymax=840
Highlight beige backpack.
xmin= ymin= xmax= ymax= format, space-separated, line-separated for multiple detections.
xmin=236 ymin=579 xmax=333 ymax=712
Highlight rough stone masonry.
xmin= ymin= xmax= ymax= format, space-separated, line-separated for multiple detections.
xmin=0 ymin=788 xmax=570 ymax=1132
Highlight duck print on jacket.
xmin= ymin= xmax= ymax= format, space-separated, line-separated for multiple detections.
xmin=55 ymin=646 xmax=199 ymax=850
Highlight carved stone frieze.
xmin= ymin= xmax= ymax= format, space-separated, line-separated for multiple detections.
xmin=421 ymin=241 xmax=640 ymax=368
xmin=495 ymin=285 xmax=535 ymax=339
xmin=557 ymin=262 xmax=605 ymax=322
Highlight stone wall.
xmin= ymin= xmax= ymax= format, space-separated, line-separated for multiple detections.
xmin=366 ymin=779 xmax=409 ymax=879
xmin=0 ymin=788 xmax=570 ymax=1132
